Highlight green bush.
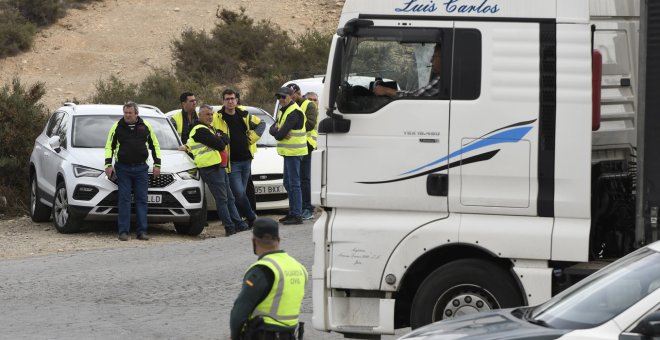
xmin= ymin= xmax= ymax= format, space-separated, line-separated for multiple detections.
xmin=0 ymin=8 xmax=36 ymax=58
xmin=90 ymin=71 xmax=220 ymax=112
xmin=171 ymin=7 xmax=332 ymax=112
xmin=14 ymin=0 xmax=68 ymax=27
xmin=0 ymin=78 xmax=48 ymax=214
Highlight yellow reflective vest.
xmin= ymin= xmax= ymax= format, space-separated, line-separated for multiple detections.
xmin=211 ymin=107 xmax=262 ymax=172
xmin=276 ymin=103 xmax=308 ymax=157
xmin=187 ymin=124 xmax=222 ymax=168
xmin=248 ymin=252 xmax=308 ymax=328
xmin=299 ymin=99 xmax=318 ymax=149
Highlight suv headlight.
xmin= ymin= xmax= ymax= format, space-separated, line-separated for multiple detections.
xmin=73 ymin=165 xmax=103 ymax=178
xmin=177 ymin=168 xmax=200 ymax=180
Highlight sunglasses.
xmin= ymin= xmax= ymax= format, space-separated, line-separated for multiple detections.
xmin=275 ymin=95 xmax=287 ymax=99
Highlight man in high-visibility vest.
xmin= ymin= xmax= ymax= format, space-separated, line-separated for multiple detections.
xmin=230 ymin=217 xmax=307 ymax=340
xmin=170 ymin=92 xmax=199 ymax=144
xmin=269 ymin=87 xmax=307 ymax=225
xmin=285 ymin=83 xmax=318 ymax=221
xmin=188 ymin=104 xmax=248 ymax=236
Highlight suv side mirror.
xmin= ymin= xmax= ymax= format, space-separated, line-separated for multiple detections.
xmin=48 ymin=135 xmax=61 ymax=152
xmin=627 ymin=311 xmax=660 ymax=338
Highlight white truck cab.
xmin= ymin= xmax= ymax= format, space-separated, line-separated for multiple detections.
xmin=312 ymin=0 xmax=640 ymax=338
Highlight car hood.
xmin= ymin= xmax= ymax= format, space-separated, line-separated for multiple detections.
xmin=68 ymin=148 xmax=195 ymax=173
xmin=252 ymin=147 xmax=282 ymax=175
xmin=400 ymin=309 xmax=569 ymax=340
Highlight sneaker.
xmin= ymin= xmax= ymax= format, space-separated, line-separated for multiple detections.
xmin=136 ymin=233 xmax=149 ymax=241
xmin=302 ymin=209 xmax=313 ymax=220
xmin=282 ymin=216 xmax=303 ymax=225
xmin=118 ymin=232 xmax=129 ymax=241
xmin=225 ymin=228 xmax=236 ymax=237
xmin=236 ymin=223 xmax=250 ymax=232
xmin=278 ymin=215 xmax=292 ymax=223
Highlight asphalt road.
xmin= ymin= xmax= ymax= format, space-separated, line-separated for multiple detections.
xmin=0 ymin=220 xmax=406 ymax=340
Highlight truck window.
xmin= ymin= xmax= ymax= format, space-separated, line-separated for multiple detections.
xmin=335 ymin=27 xmax=482 ymax=113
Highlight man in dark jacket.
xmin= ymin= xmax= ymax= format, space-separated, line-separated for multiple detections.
xmin=104 ymin=102 xmax=161 ymax=241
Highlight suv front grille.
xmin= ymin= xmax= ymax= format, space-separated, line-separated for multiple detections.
xmin=149 ymin=174 xmax=174 ymax=188
xmin=257 ymin=193 xmax=288 ymax=202
xmin=109 ymin=173 xmax=175 ymax=188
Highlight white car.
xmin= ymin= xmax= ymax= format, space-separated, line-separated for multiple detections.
xmin=29 ymin=103 xmax=207 ymax=235
xmin=399 ymin=240 xmax=660 ymax=340
xmin=164 ymin=106 xmax=288 ymax=211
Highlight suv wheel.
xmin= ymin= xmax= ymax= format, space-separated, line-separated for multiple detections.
xmin=174 ymin=199 xmax=207 ymax=236
xmin=52 ymin=181 xmax=82 ymax=233
xmin=30 ymin=173 xmax=51 ymax=222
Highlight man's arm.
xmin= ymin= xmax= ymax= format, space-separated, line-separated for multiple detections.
xmin=272 ymin=110 xmax=303 ymax=141
xmin=304 ymin=102 xmax=318 ymax=132
xmin=104 ymin=121 xmax=119 ymax=177
xmin=144 ymin=121 xmax=161 ymax=176
xmin=230 ymin=266 xmax=274 ymax=340
xmin=191 ymin=127 xmax=227 ymax=151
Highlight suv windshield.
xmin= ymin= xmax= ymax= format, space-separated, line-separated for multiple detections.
xmin=72 ymin=115 xmax=180 ymax=150
xmin=531 ymin=247 xmax=660 ymax=329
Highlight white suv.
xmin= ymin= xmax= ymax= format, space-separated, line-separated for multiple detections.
xmin=29 ymin=103 xmax=207 ymax=235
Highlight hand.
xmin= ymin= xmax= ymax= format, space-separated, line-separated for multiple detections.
xmin=105 ymin=166 xmax=113 ymax=178
xmin=153 ymin=167 xmax=160 ymax=177
xmin=178 ymin=144 xmax=188 ymax=152
xmin=374 ymin=84 xmax=396 ymax=97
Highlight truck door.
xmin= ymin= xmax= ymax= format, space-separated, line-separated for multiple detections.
xmin=324 ymin=24 xmax=453 ymax=215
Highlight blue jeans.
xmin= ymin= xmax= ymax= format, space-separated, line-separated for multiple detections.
xmin=300 ymin=153 xmax=313 ymax=211
xmin=283 ymin=156 xmax=303 ymax=217
xmin=199 ymin=166 xmax=245 ymax=230
xmin=115 ymin=162 xmax=149 ymax=235
xmin=228 ymin=160 xmax=256 ymax=221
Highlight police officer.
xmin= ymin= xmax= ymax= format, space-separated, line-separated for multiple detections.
xmin=230 ymin=218 xmax=308 ymax=340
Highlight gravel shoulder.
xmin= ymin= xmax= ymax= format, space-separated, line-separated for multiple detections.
xmin=0 ymin=216 xmax=270 ymax=261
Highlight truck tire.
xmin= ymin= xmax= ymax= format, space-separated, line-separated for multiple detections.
xmin=52 ymin=181 xmax=82 ymax=233
xmin=174 ymin=199 xmax=207 ymax=236
xmin=30 ymin=173 xmax=51 ymax=222
xmin=410 ymin=258 xmax=523 ymax=329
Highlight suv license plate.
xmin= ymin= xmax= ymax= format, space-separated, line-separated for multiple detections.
xmin=147 ymin=194 xmax=162 ymax=204
xmin=255 ymin=185 xmax=285 ymax=195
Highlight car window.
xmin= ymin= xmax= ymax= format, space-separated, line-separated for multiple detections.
xmin=531 ymin=248 xmax=660 ymax=329
xmin=72 ymin=115 xmax=180 ymax=150
xmin=45 ymin=111 xmax=64 ymax=137
xmin=55 ymin=113 xmax=69 ymax=148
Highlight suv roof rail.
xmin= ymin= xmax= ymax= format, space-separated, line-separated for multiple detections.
xmin=138 ymin=104 xmax=164 ymax=114
xmin=63 ymin=102 xmax=77 ymax=107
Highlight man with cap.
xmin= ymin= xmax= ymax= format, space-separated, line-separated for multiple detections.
xmin=285 ymin=84 xmax=318 ymax=221
xmin=230 ymin=217 xmax=308 ymax=340
xmin=269 ymin=87 xmax=307 ymax=225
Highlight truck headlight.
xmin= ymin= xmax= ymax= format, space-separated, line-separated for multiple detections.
xmin=177 ymin=169 xmax=200 ymax=180
xmin=73 ymin=164 xmax=103 ymax=178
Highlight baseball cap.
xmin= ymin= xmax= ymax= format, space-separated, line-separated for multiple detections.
xmin=286 ymin=83 xmax=301 ymax=92
xmin=276 ymin=87 xmax=294 ymax=97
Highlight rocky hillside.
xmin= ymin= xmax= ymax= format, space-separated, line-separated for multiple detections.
xmin=0 ymin=0 xmax=343 ymax=111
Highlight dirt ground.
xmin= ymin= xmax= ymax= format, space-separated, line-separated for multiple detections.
xmin=0 ymin=216 xmax=239 ymax=260
xmin=0 ymin=0 xmax=339 ymax=260
xmin=0 ymin=0 xmax=343 ymax=111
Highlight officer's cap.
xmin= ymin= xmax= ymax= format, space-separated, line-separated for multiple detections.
xmin=276 ymin=87 xmax=294 ymax=97
xmin=252 ymin=217 xmax=279 ymax=239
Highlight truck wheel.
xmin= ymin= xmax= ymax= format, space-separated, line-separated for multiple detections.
xmin=30 ymin=173 xmax=51 ymax=222
xmin=52 ymin=181 xmax=82 ymax=233
xmin=410 ymin=258 xmax=523 ymax=329
xmin=174 ymin=199 xmax=207 ymax=236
